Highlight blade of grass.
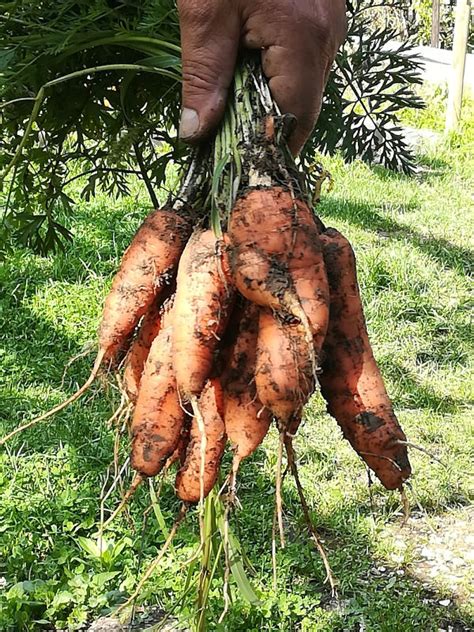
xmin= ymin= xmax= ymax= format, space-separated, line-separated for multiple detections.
xmin=148 ymin=478 xmax=170 ymax=542
xmin=214 ymin=497 xmax=260 ymax=605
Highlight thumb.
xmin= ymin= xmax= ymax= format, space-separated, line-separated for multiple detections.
xmin=178 ymin=0 xmax=239 ymax=142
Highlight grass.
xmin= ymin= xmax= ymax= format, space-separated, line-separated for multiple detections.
xmin=0 ymin=87 xmax=473 ymax=631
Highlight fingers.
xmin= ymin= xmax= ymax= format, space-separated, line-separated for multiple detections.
xmin=262 ymin=46 xmax=330 ymax=155
xmin=241 ymin=0 xmax=347 ymax=154
xmin=177 ymin=0 xmax=240 ymax=142
xmin=177 ymin=0 xmax=347 ymax=150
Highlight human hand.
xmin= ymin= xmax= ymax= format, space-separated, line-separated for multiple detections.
xmin=177 ymin=0 xmax=347 ymax=154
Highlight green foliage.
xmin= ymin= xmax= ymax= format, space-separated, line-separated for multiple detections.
xmin=413 ymin=0 xmax=434 ymax=44
xmin=0 ymin=0 xmax=183 ymax=255
xmin=308 ymin=0 xmax=424 ymax=175
xmin=413 ymin=0 xmax=474 ymax=51
xmin=1 ymin=0 xmax=425 ymax=253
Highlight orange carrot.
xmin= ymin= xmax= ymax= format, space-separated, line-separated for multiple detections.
xmin=123 ymin=284 xmax=174 ymax=403
xmin=166 ymin=414 xmax=192 ymax=469
xmin=319 ymin=228 xmax=411 ymax=490
xmin=172 ymin=229 xmax=234 ymax=400
xmin=130 ymin=298 xmax=185 ymax=478
xmin=175 ymin=378 xmax=227 ymax=504
xmin=222 ymin=303 xmax=271 ymax=469
xmin=255 ymin=308 xmax=314 ymax=425
xmin=100 ymin=208 xmax=190 ymax=364
xmin=229 ymin=187 xmax=329 ymax=367
xmin=291 ymin=228 xmax=329 ymax=364
xmin=122 ymin=300 xmax=163 ymax=403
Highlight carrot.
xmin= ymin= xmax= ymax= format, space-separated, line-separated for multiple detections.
xmin=255 ymin=308 xmax=314 ymax=425
xmin=130 ymin=298 xmax=185 ymax=478
xmin=318 ymin=228 xmax=411 ymax=490
xmin=122 ymin=300 xmax=163 ymax=403
xmin=172 ymin=229 xmax=234 ymax=400
xmin=222 ymin=302 xmax=272 ymax=487
xmin=123 ymin=284 xmax=174 ymax=403
xmin=228 ymin=186 xmax=329 ymax=369
xmin=0 ymin=209 xmax=190 ymax=446
xmin=175 ymin=378 xmax=227 ymax=504
xmin=166 ymin=414 xmax=192 ymax=469
xmin=291 ymin=230 xmax=330 ymax=364
xmin=254 ymin=307 xmax=310 ymax=545
xmin=100 ymin=208 xmax=190 ymax=365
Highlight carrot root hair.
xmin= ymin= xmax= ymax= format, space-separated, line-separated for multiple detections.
xmin=275 ymin=432 xmax=286 ymax=549
xmin=60 ymin=343 xmax=95 ymax=388
xmin=272 ymin=504 xmax=278 ymax=591
xmin=115 ymin=503 xmax=188 ymax=616
xmin=358 ymin=451 xmax=403 ymax=472
xmin=113 ymin=404 xmax=133 ymax=481
xmin=225 ymin=448 xmax=243 ymax=506
xmin=0 ymin=349 xmax=105 ymax=446
xmin=100 ymin=473 xmax=144 ymax=534
xmin=396 ymin=440 xmax=446 ymax=467
xmin=284 ymin=435 xmax=338 ymax=599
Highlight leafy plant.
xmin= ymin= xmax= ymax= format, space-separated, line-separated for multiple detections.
xmin=0 ymin=0 xmax=424 ymax=254
xmin=306 ymin=0 xmax=424 ymax=174
xmin=0 ymin=0 xmax=183 ymax=255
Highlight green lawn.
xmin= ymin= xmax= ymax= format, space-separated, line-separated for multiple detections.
xmin=0 ymin=87 xmax=473 ymax=631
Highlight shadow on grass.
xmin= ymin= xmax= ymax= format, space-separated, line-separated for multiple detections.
xmin=223 ymin=450 xmax=473 ymax=630
xmin=0 ymin=293 xmax=120 ymax=457
xmin=0 ymin=202 xmax=146 ymax=293
xmin=319 ymin=197 xmax=473 ymax=277
xmin=358 ymin=154 xmax=450 ymax=187
xmin=113 ymin=449 xmax=474 ymax=632
xmin=0 ymin=203 xmax=146 ymax=444
xmin=415 ymin=153 xmax=450 ymax=177
xmin=0 ymin=300 xmax=88 ymax=385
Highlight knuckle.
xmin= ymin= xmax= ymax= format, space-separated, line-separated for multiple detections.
xmin=302 ymin=2 xmax=347 ymax=51
xmin=178 ymin=0 xmax=213 ymax=22
xmin=182 ymin=55 xmax=220 ymax=92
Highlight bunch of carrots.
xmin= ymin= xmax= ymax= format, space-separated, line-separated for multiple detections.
xmin=111 ymin=180 xmax=411 ymax=506
xmin=1 ymin=61 xmax=412 ymax=604
xmin=113 ymin=63 xmax=410 ymax=504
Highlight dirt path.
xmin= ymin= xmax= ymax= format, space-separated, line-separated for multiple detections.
xmin=386 ymin=506 xmax=474 ymax=616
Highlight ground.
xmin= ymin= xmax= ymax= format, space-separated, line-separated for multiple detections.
xmin=0 ymin=85 xmax=473 ymax=631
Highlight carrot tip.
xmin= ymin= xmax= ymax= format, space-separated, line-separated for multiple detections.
xmin=400 ymin=487 xmax=410 ymax=526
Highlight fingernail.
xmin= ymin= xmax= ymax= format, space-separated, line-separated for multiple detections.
xmin=179 ymin=108 xmax=200 ymax=139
